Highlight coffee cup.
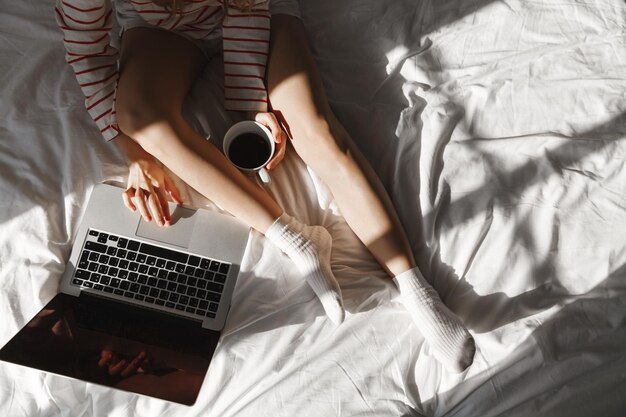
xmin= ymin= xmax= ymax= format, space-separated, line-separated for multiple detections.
xmin=223 ymin=121 xmax=275 ymax=184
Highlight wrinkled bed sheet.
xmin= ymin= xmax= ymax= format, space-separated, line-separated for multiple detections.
xmin=2 ymin=0 xmax=626 ymax=416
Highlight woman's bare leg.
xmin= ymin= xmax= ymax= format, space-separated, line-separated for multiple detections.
xmin=266 ymin=15 xmax=475 ymax=372
xmin=266 ymin=16 xmax=414 ymax=278
xmin=115 ymin=27 xmax=282 ymax=233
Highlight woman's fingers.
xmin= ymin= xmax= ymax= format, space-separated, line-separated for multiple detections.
xmin=164 ymin=175 xmax=184 ymax=205
xmin=122 ymin=188 xmax=137 ymax=212
xmin=134 ymin=188 xmax=152 ymax=222
xmin=147 ymin=191 xmax=166 ymax=227
xmin=155 ymin=186 xmax=172 ymax=226
xmin=266 ymin=130 xmax=287 ymax=170
xmin=255 ymin=112 xmax=282 ymax=144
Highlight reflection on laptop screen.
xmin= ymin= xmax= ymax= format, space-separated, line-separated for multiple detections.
xmin=0 ymin=293 xmax=219 ymax=405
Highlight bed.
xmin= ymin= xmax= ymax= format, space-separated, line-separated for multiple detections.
xmin=2 ymin=0 xmax=626 ymax=415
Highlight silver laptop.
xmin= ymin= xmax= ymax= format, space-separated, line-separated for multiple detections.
xmin=0 ymin=183 xmax=250 ymax=405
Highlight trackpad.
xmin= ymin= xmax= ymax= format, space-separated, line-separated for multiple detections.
xmin=135 ymin=205 xmax=197 ymax=249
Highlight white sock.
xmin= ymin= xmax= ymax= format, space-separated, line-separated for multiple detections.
xmin=265 ymin=213 xmax=345 ymax=325
xmin=394 ymin=267 xmax=475 ymax=373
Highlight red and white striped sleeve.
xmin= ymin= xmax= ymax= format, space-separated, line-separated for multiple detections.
xmin=222 ymin=2 xmax=270 ymax=113
xmin=55 ymin=0 xmax=120 ymax=141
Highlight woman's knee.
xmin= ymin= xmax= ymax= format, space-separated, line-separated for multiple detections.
xmin=291 ymin=116 xmax=353 ymax=173
xmin=116 ymin=90 xmax=181 ymax=155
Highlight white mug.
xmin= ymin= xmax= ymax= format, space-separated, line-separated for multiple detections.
xmin=223 ymin=121 xmax=275 ymax=184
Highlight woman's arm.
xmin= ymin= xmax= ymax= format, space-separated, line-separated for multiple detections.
xmin=55 ymin=0 xmax=120 ymax=141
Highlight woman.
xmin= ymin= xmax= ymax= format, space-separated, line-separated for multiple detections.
xmin=55 ymin=0 xmax=475 ymax=373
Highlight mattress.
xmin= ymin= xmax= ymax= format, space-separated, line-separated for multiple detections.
xmin=1 ymin=0 xmax=626 ymax=416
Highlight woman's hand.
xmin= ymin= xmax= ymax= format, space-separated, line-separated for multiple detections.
xmin=252 ymin=112 xmax=288 ymax=170
xmin=114 ymin=133 xmax=183 ymax=227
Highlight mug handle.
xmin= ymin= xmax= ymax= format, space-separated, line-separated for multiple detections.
xmin=258 ymin=167 xmax=271 ymax=184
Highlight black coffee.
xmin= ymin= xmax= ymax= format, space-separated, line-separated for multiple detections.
xmin=228 ymin=133 xmax=271 ymax=169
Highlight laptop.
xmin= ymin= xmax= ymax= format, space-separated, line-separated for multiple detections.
xmin=0 ymin=183 xmax=250 ymax=406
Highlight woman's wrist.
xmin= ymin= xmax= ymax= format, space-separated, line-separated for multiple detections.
xmin=113 ymin=132 xmax=153 ymax=163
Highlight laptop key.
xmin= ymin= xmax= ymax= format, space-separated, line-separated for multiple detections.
xmin=106 ymin=246 xmax=117 ymax=256
xmin=130 ymin=283 xmax=140 ymax=292
xmin=207 ymin=312 xmax=216 ymax=318
xmin=127 ymin=240 xmax=140 ymax=251
xmin=206 ymin=292 xmax=221 ymax=302
xmin=101 ymin=276 xmax=111 ymax=286
xmin=215 ymin=274 xmax=227 ymax=284
xmin=197 ymin=309 xmax=207 ymax=316
xmin=139 ymin=285 xmax=149 ymax=295
xmin=189 ymin=256 xmax=200 ymax=267
xmin=155 ymin=299 xmax=165 ymax=306
xmin=85 ymin=241 xmax=107 ymax=253
xmin=88 ymin=252 xmax=99 ymax=262
xmin=219 ymin=263 xmax=230 ymax=274
xmin=149 ymin=288 xmax=159 ymax=298
xmin=179 ymin=295 xmax=190 ymax=305
xmin=88 ymin=262 xmax=98 ymax=272
xmin=206 ymin=282 xmax=224 ymax=293
xmin=75 ymin=269 xmax=90 ymax=280
xmin=200 ymin=259 xmax=211 ymax=269
xmin=189 ymin=298 xmax=199 ymax=307
xmin=124 ymin=291 xmax=134 ymax=298
xmin=72 ymin=278 xmax=84 ymax=286
xmin=120 ymin=281 xmax=130 ymax=290
xmin=145 ymin=297 xmax=155 ymax=304
xmin=114 ymin=289 xmax=124 ymax=296
xmin=88 ymin=230 xmax=99 ymax=237
xmin=94 ymin=284 xmax=104 ymax=291
xmin=156 ymin=258 xmax=166 ymax=268
xmin=134 ymin=294 xmax=144 ymax=301
xmin=166 ymin=302 xmax=175 ymax=309
xmin=117 ymin=238 xmax=128 ymax=248
xmin=104 ymin=286 xmax=114 ymax=293
xmin=90 ymin=273 xmax=101 ymax=283
xmin=199 ymin=300 xmax=208 ymax=309
xmin=97 ymin=233 xmax=108 ymax=243
xmin=185 ymin=307 xmax=195 ymax=314
xmin=209 ymin=302 xmax=218 ymax=312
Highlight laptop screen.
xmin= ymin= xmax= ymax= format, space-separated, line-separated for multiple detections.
xmin=0 ymin=293 xmax=219 ymax=405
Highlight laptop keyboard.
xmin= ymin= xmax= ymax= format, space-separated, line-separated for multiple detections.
xmin=71 ymin=229 xmax=231 ymax=319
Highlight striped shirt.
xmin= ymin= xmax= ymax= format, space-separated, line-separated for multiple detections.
xmin=55 ymin=0 xmax=270 ymax=141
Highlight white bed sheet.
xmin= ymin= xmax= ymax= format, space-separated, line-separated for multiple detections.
xmin=2 ymin=0 xmax=626 ymax=416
